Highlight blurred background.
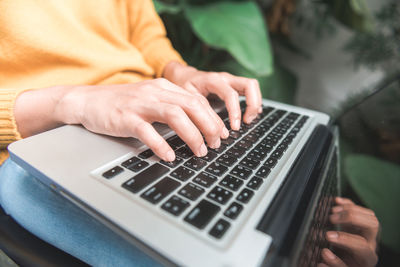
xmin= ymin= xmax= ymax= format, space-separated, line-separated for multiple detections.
xmin=154 ymin=0 xmax=400 ymax=265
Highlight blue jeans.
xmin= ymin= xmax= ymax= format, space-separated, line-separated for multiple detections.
xmin=0 ymin=159 xmax=162 ymax=267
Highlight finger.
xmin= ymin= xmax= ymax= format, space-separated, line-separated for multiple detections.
xmin=158 ymin=79 xmax=229 ymax=140
xmin=326 ymin=231 xmax=371 ymax=256
xmin=207 ymin=80 xmax=241 ymax=130
xmin=130 ymin=119 xmax=175 ymax=162
xmin=329 ymin=209 xmax=379 ymax=243
xmin=159 ymin=104 xmax=208 ymax=157
xmin=223 ymin=74 xmax=262 ymax=123
xmin=335 ymin=197 xmax=354 ymax=205
xmin=320 ymin=248 xmax=347 ymax=267
xmin=195 ymin=93 xmax=229 ymax=140
xmin=153 ymin=87 xmax=223 ymax=149
xmin=332 ymin=204 xmax=375 ymax=216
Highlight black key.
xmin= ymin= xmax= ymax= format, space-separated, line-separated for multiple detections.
xmin=247 ymin=149 xmax=267 ymax=161
xmin=243 ymin=133 xmax=258 ymax=143
xmin=227 ymin=145 xmax=247 ymax=158
xmin=221 ymin=137 xmax=235 ymax=146
xmin=255 ymin=166 xmax=271 ymax=178
xmin=178 ymin=183 xmax=205 ymax=201
xmin=258 ymin=142 xmax=274 ymax=153
xmin=236 ymin=188 xmax=254 ymax=204
xmin=206 ymin=162 xmax=228 ymax=177
xmin=103 ymin=166 xmax=123 ymax=179
xmin=291 ymin=126 xmax=301 ymax=133
xmin=271 ymin=149 xmax=284 ymax=159
xmin=247 ymin=177 xmax=263 ymax=190
xmin=237 ymin=139 xmax=253 ymax=149
xmin=217 ymin=154 xmax=237 ymax=167
xmin=264 ymin=157 xmax=278 ymax=169
xmin=224 ymin=202 xmax=243 ymax=220
xmin=219 ymin=175 xmax=243 ymax=191
xmin=160 ymin=157 xmax=183 ymax=168
xmin=277 ymin=143 xmax=288 ymax=152
xmin=161 ymin=195 xmax=190 ymax=216
xmin=281 ymin=137 xmax=293 ymax=145
xmin=209 ymin=219 xmax=231 ymax=239
xmin=184 ymin=157 xmax=207 ymax=171
xmin=138 ymin=149 xmax=154 ymax=159
xmin=250 ymin=128 xmax=264 ymax=138
xmin=229 ymin=130 xmax=241 ymax=139
xmin=202 ymin=151 xmax=218 ymax=162
xmin=207 ymin=186 xmax=233 ymax=205
xmin=176 ymin=146 xmax=194 ymax=159
xmin=262 ymin=107 xmax=274 ymax=116
xmin=127 ymin=160 xmax=149 ymax=172
xmin=166 ymin=135 xmax=185 ymax=150
xmin=230 ymin=165 xmax=252 ymax=180
xmin=240 ymin=157 xmax=260 ymax=170
xmin=122 ymin=163 xmax=169 ymax=193
xmin=141 ymin=177 xmax=180 ymax=204
xmin=171 ymin=166 xmax=195 ymax=182
xmin=184 ymin=200 xmax=220 ymax=229
xmin=192 ymin=172 xmax=217 ymax=188
xmin=121 ymin=157 xmax=141 ymax=168
xmin=210 ymin=144 xmax=227 ymax=154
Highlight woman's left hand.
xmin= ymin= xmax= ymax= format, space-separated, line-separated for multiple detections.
xmin=163 ymin=61 xmax=262 ymax=131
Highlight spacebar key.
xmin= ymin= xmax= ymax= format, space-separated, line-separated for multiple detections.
xmin=184 ymin=200 xmax=221 ymax=229
xmin=122 ymin=163 xmax=169 ymax=193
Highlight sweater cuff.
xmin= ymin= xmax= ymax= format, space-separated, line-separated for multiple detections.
xmin=0 ymin=89 xmax=29 ymax=148
xmin=151 ymin=47 xmax=187 ymax=78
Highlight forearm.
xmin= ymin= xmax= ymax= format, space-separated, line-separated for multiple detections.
xmin=14 ymin=85 xmax=80 ymax=138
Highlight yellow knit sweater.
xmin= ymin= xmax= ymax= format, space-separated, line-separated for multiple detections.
xmin=0 ymin=0 xmax=184 ymax=164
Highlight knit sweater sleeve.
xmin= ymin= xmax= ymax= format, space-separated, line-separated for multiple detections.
xmin=128 ymin=0 xmax=186 ymax=77
xmin=0 ymin=89 xmax=26 ymax=149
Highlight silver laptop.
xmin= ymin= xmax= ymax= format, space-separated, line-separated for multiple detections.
xmin=8 ymin=97 xmax=339 ymax=267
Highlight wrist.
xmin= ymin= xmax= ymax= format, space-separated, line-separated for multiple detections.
xmin=55 ymin=85 xmax=87 ymax=125
xmin=163 ymin=61 xmax=197 ymax=85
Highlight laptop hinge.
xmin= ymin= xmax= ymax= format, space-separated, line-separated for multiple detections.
xmin=256 ymin=124 xmax=333 ymax=267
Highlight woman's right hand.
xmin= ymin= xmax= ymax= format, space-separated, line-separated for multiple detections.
xmin=54 ymin=78 xmax=228 ymax=161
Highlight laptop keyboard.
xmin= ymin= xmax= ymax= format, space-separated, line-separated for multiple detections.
xmin=100 ymin=103 xmax=309 ymax=240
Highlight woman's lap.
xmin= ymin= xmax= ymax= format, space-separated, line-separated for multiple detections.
xmin=0 ymin=159 xmax=161 ymax=267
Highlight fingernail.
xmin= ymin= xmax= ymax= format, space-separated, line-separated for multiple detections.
xmin=332 ymin=206 xmax=343 ymax=213
xmin=247 ymin=114 xmax=256 ymax=123
xmin=222 ymin=127 xmax=229 ymax=139
xmin=199 ymin=143 xmax=208 ymax=157
xmin=211 ymin=138 xmax=221 ymax=149
xmin=166 ymin=150 xmax=175 ymax=162
xmin=233 ymin=119 xmax=240 ymax=130
xmin=327 ymin=231 xmax=338 ymax=240
xmin=324 ymin=249 xmax=336 ymax=260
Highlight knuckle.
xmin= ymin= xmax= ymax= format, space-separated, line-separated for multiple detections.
xmin=133 ymin=121 xmax=149 ymax=136
xmin=250 ymin=78 xmax=259 ymax=86
xmin=155 ymin=78 xmax=169 ymax=87
xmin=187 ymin=96 xmax=203 ymax=109
xmin=206 ymin=124 xmax=221 ymax=137
xmin=165 ymin=106 xmax=184 ymax=121
xmin=228 ymin=90 xmax=239 ymax=100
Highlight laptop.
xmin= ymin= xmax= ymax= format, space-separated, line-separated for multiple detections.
xmin=8 ymin=97 xmax=339 ymax=267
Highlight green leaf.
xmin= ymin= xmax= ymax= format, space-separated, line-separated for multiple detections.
xmin=217 ymin=60 xmax=296 ymax=104
xmin=153 ymin=0 xmax=181 ymax=14
xmin=185 ymin=1 xmax=273 ymax=76
xmin=323 ymin=0 xmax=374 ymax=32
xmin=344 ymin=154 xmax=400 ymax=252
